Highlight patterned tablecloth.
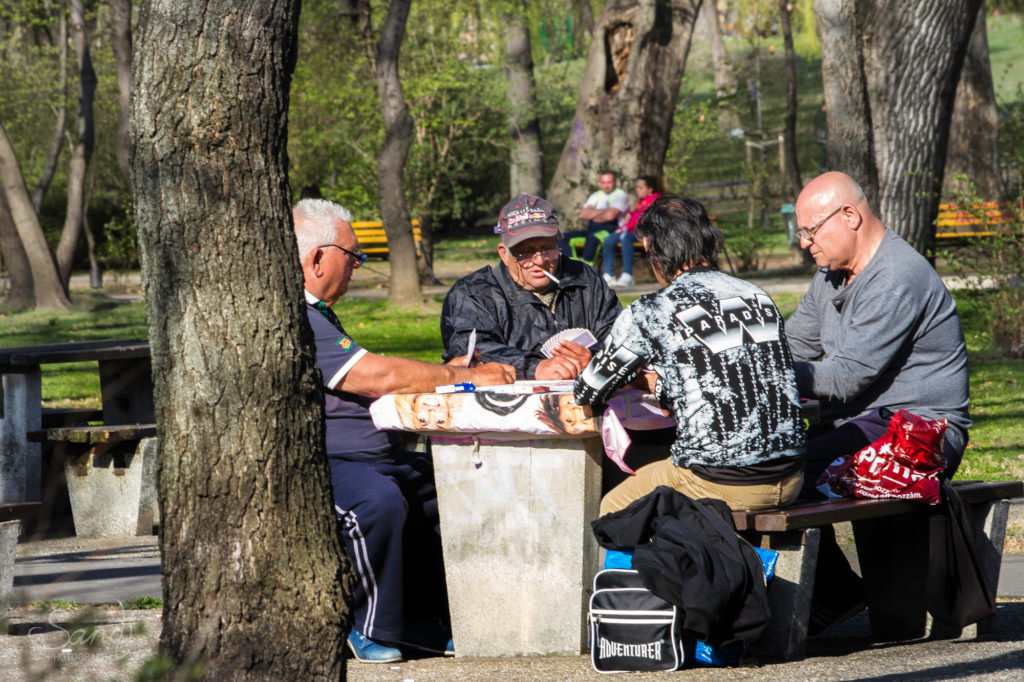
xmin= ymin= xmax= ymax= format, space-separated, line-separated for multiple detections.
xmin=370 ymin=388 xmax=675 ymax=473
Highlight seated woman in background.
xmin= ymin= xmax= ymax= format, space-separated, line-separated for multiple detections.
xmin=602 ymin=176 xmax=663 ymax=288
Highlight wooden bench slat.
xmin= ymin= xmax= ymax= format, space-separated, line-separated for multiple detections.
xmin=0 ymin=339 xmax=149 ymax=370
xmin=732 ymin=480 xmax=1023 ymax=533
xmin=41 ymin=407 xmax=104 ymax=428
xmin=27 ymin=423 xmax=157 ymax=444
xmin=0 ymin=502 xmax=42 ymax=522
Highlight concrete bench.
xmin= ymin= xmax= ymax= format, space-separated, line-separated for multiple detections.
xmin=0 ymin=501 xmax=41 ymax=618
xmin=730 ymin=480 xmax=1023 ymax=661
xmin=27 ymin=425 xmax=158 ymax=538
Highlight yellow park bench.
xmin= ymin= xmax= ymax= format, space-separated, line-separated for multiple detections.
xmin=351 ymin=220 xmax=422 ymax=258
xmin=935 ymin=202 xmax=1021 ymax=240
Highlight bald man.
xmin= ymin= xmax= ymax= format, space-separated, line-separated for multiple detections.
xmin=787 ymin=172 xmax=970 ymax=487
xmin=787 ymin=172 xmax=971 ymax=634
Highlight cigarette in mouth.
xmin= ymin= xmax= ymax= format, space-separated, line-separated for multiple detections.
xmin=541 ymin=269 xmax=560 ymax=284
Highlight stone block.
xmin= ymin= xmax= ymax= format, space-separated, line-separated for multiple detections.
xmin=431 ymin=436 xmax=603 ymax=657
xmin=64 ymin=438 xmax=157 ymax=538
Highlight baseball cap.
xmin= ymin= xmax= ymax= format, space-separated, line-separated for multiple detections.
xmin=495 ymin=193 xmax=560 ymax=248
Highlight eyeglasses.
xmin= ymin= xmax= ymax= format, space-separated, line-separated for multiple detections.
xmin=795 ymin=206 xmax=842 ymax=242
xmin=510 ymin=247 xmax=560 ymax=265
xmin=319 ymin=243 xmax=367 ymax=266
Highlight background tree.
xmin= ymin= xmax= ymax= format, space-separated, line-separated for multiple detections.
xmin=54 ymin=0 xmax=96 ymax=284
xmin=505 ymin=1 xmax=544 ymax=196
xmin=813 ymin=0 xmax=983 ymax=253
xmin=109 ymin=0 xmax=132 ymax=183
xmin=130 ymin=0 xmax=352 ymax=677
xmin=0 ymin=121 xmax=72 ymax=309
xmin=943 ymin=2 xmax=1003 ymax=199
xmin=375 ymin=0 xmax=421 ymax=305
xmin=0 ymin=189 xmax=33 ymax=311
xmin=548 ymin=0 xmax=704 ymax=223
xmin=702 ymin=0 xmax=740 ymax=130
xmin=778 ymin=0 xmax=803 ymax=199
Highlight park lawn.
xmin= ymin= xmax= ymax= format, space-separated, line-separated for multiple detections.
xmin=3 ymin=288 xmax=1022 ymax=482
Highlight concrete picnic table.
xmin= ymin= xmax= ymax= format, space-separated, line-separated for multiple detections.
xmin=370 ymin=387 xmax=672 ymax=657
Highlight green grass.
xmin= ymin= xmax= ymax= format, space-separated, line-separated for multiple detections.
xmin=122 ymin=595 xmax=163 ymax=610
xmin=32 ymin=598 xmax=82 ymax=610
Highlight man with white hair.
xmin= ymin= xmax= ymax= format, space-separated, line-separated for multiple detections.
xmin=293 ymin=199 xmax=513 ymax=662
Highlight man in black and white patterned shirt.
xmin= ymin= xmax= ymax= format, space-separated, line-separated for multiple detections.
xmin=574 ymin=195 xmax=806 ymax=515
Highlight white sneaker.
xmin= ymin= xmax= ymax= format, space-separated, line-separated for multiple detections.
xmin=602 ymin=273 xmax=616 ymax=286
xmin=616 ymin=273 xmax=635 ymax=286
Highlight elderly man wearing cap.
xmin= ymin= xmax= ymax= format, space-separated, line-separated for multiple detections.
xmin=441 ymin=193 xmax=622 ymax=380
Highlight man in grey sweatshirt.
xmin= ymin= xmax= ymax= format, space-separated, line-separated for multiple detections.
xmin=787 ymin=172 xmax=972 ymax=636
xmin=787 ymin=171 xmax=971 ymax=490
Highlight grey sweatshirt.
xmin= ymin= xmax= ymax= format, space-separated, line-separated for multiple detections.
xmin=786 ymin=230 xmax=971 ymax=452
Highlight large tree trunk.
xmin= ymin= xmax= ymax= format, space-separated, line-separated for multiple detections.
xmin=110 ymin=0 xmax=133 ymax=183
xmin=505 ymin=3 xmax=544 ymax=197
xmin=375 ymin=0 xmax=421 ymax=304
xmin=779 ymin=0 xmax=802 ymax=200
xmin=943 ymin=3 xmax=1002 ymax=199
xmin=814 ymin=0 xmax=981 ymax=253
xmin=548 ymin=0 xmax=703 ymax=224
xmin=813 ymin=0 xmax=876 ymax=206
xmin=131 ymin=1 xmax=352 ymax=678
xmin=701 ymin=0 xmax=739 ymax=131
xmin=31 ymin=5 xmax=68 ymax=213
xmin=55 ymin=0 xmax=97 ymax=285
xmin=0 ymin=189 xmax=34 ymax=311
xmin=0 ymin=122 xmax=72 ymax=310
xmin=578 ymin=0 xmax=595 ymax=36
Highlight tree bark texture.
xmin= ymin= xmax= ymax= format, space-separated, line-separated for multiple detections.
xmin=578 ymin=0 xmax=595 ymax=35
xmin=548 ymin=0 xmax=703 ymax=226
xmin=701 ymin=0 xmax=739 ymax=131
xmin=943 ymin=3 xmax=1002 ymax=199
xmin=31 ymin=6 xmax=68 ymax=213
xmin=56 ymin=0 xmax=97 ymax=285
xmin=0 ymin=122 xmax=72 ymax=310
xmin=375 ymin=0 xmax=421 ymax=305
xmin=814 ymin=0 xmax=982 ymax=253
xmin=505 ymin=5 xmax=544 ymax=197
xmin=813 ymin=0 xmax=876 ymax=206
xmin=131 ymin=1 xmax=352 ymax=678
xmin=0 ymin=188 xmax=34 ymax=311
xmin=779 ymin=0 xmax=802 ymax=199
xmin=110 ymin=0 xmax=133 ymax=183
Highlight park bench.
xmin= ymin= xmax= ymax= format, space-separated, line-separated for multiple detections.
xmin=728 ymin=479 xmax=1023 ymax=661
xmin=351 ymin=219 xmax=422 ymax=259
xmin=1 ymin=340 xmax=158 ymax=538
xmin=935 ymin=202 xmax=1021 ymax=240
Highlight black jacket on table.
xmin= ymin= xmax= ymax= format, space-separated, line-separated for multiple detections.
xmin=592 ymin=486 xmax=772 ymax=647
xmin=440 ymin=257 xmax=621 ymax=379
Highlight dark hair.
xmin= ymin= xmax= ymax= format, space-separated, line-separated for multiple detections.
xmin=635 ymin=194 xmax=721 ymax=275
xmin=598 ymin=169 xmax=616 ymax=180
xmin=637 ymin=176 xmax=664 ymax=194
xmin=536 ymin=394 xmax=570 ymax=435
xmin=300 ymin=185 xmax=323 ymax=200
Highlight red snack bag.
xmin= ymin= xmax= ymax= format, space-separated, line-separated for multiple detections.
xmin=815 ymin=410 xmax=947 ymax=504
xmin=851 ymin=410 xmax=947 ymax=504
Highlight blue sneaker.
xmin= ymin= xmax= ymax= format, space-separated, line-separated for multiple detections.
xmin=445 ymin=638 xmax=455 ymax=657
xmin=346 ymin=630 xmax=403 ymax=663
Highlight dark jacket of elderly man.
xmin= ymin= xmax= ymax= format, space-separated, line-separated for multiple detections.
xmin=441 ymin=193 xmax=622 ymax=380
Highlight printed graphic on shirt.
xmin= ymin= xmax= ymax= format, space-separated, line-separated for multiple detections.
xmin=675 ymin=294 xmax=779 ymax=353
xmin=338 ymin=336 xmax=354 ymax=350
xmin=574 ymin=271 xmax=804 ymax=468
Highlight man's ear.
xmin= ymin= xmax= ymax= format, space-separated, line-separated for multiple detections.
xmin=309 ymin=247 xmax=325 ymax=277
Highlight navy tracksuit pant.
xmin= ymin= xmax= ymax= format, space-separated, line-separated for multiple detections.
xmin=330 ymin=450 xmax=448 ymax=643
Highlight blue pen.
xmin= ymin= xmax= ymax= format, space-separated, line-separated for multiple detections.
xmin=435 ymin=382 xmax=476 ymax=394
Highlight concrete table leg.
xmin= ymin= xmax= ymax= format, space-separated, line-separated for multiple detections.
xmin=1 ymin=369 xmax=42 ymax=504
xmin=754 ymin=528 xmax=820 ymax=661
xmin=431 ymin=437 xmax=603 ymax=657
xmin=0 ymin=519 xmax=19 ymax=619
xmin=64 ymin=440 xmax=146 ymax=537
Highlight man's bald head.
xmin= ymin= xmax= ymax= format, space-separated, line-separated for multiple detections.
xmin=794 ymin=172 xmax=884 ymax=276
xmin=796 ymin=172 xmax=867 ymax=216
